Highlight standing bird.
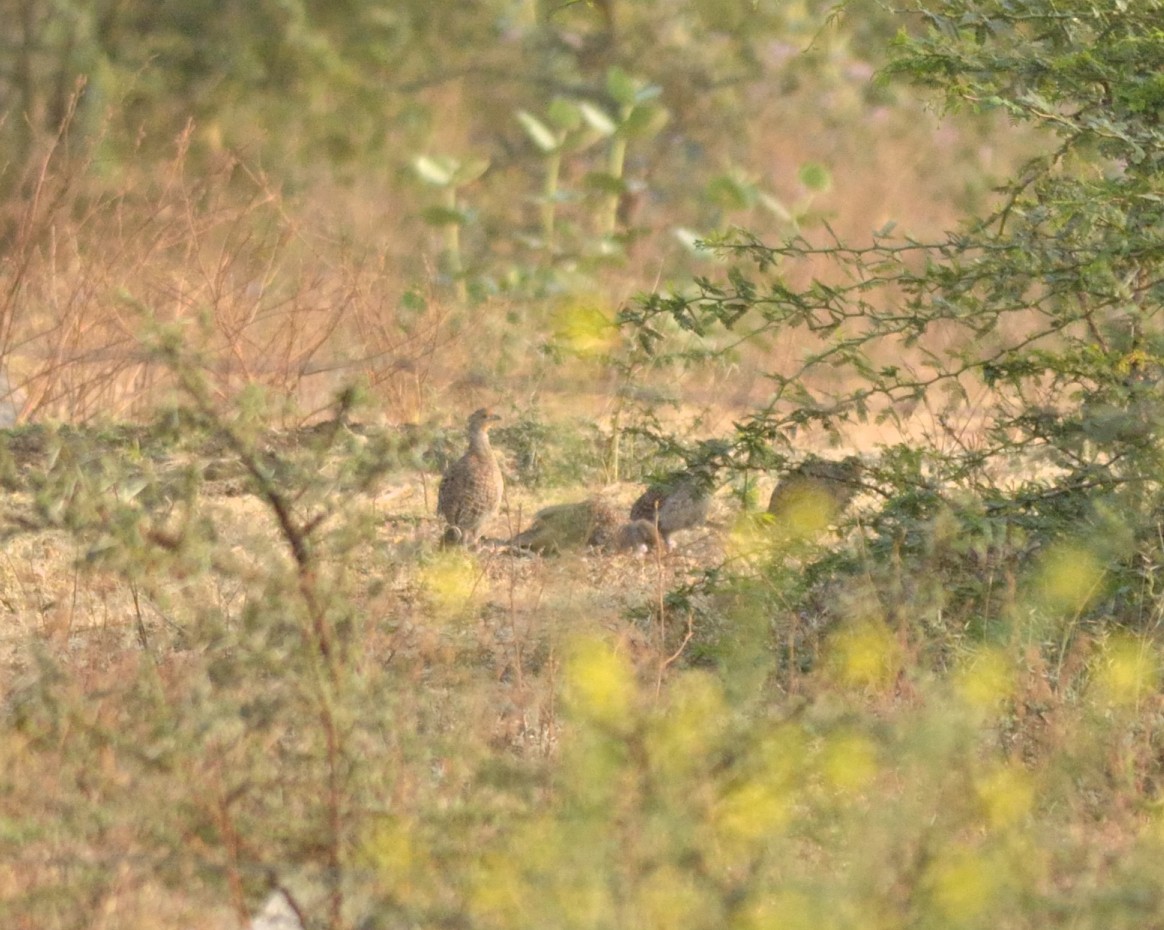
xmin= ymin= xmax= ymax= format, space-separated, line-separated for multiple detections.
xmin=437 ymin=408 xmax=504 ymax=547
xmin=767 ymin=456 xmax=863 ymax=529
xmin=630 ymin=474 xmax=713 ymax=549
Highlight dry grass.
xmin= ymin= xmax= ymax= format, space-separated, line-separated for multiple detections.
xmin=0 ymin=426 xmax=738 ymax=926
xmin=0 ymin=414 xmax=1161 ymax=927
xmin=0 ymin=443 xmax=729 ymax=672
xmin=0 ymin=60 xmax=1045 ymax=436
xmin=0 ymin=37 xmax=1131 ymax=929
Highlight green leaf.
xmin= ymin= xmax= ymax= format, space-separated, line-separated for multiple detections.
xmin=583 ymin=172 xmax=627 ymax=195
xmin=798 ymin=162 xmax=832 ymax=192
xmin=674 ymin=227 xmax=714 ymax=256
xmin=420 ymin=206 xmax=467 ymax=227
xmin=547 ymin=98 xmax=583 ymax=132
xmin=606 ymin=66 xmax=638 ymax=106
xmin=706 ymin=175 xmax=756 ymax=211
xmin=632 ymin=83 xmax=663 ymax=105
xmin=401 ymin=290 xmax=428 ymax=312
xmin=451 ymin=158 xmax=490 ymax=185
xmin=517 ymin=110 xmax=560 ymax=153
xmin=619 ymin=103 xmax=669 ymax=139
xmin=413 ymin=155 xmax=455 ymax=186
xmin=578 ymin=102 xmax=617 ymax=135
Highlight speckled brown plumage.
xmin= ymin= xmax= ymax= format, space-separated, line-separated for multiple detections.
xmin=630 ymin=476 xmax=712 ymax=548
xmin=437 ymin=408 xmax=504 ymax=546
xmin=511 ymin=500 xmax=663 ymax=554
xmin=611 ymin=519 xmax=664 ymax=554
xmin=510 ymin=499 xmax=621 ymax=554
xmin=767 ymin=456 xmax=863 ymax=525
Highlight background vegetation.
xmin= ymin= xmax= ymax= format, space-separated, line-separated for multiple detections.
xmin=1 ymin=0 xmax=1162 ymax=927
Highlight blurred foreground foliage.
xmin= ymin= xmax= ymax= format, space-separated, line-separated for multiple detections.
xmin=1 ymin=0 xmax=894 ymax=169
xmin=2 ymin=0 xmax=1164 ymax=928
xmin=0 ymin=339 xmax=1162 ymax=928
xmin=0 ymin=0 xmax=910 ymax=307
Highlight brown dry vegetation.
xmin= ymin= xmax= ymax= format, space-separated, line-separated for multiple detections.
xmin=3 ymin=2 xmax=1163 ymax=928
xmin=0 ymin=407 xmax=1159 ymax=928
xmin=0 ymin=420 xmax=741 ymax=927
xmin=0 ymin=59 xmax=1042 ymax=429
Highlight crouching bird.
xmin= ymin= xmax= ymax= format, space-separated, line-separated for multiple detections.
xmin=511 ymin=499 xmax=662 ymax=554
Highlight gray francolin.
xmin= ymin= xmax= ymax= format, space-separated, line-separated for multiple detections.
xmin=767 ymin=456 xmax=863 ymax=529
xmin=511 ymin=499 xmax=663 ymax=554
xmin=630 ymin=475 xmax=713 ymax=549
xmin=611 ymin=519 xmax=664 ymax=554
xmin=437 ymin=408 xmax=504 ymax=546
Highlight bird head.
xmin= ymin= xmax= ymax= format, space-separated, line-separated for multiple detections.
xmin=468 ymin=407 xmax=502 ymax=431
xmin=801 ymin=455 xmax=864 ymax=486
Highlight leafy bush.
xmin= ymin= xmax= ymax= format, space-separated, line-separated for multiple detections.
xmin=3 ymin=2 xmax=1164 ymax=930
xmin=622 ymin=0 xmax=1164 ymax=636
